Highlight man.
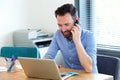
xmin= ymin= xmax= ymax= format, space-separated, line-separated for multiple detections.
xmin=44 ymin=3 xmax=98 ymax=73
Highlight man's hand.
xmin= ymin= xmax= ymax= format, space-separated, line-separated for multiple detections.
xmin=71 ymin=24 xmax=81 ymax=44
xmin=58 ymin=65 xmax=62 ymax=69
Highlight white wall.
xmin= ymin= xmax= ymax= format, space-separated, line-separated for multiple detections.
xmin=0 ymin=0 xmax=74 ymax=47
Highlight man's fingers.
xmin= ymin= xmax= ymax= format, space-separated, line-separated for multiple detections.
xmin=58 ymin=65 xmax=62 ymax=68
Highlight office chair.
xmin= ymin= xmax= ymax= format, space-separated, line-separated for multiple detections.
xmin=97 ymin=54 xmax=120 ymax=80
xmin=0 ymin=46 xmax=40 ymax=58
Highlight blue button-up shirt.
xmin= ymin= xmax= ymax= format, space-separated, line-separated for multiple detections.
xmin=44 ymin=29 xmax=98 ymax=73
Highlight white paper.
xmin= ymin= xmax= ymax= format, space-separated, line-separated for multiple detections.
xmin=0 ymin=66 xmax=7 ymax=71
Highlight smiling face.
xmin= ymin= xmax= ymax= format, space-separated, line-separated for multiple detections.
xmin=57 ymin=13 xmax=74 ymax=40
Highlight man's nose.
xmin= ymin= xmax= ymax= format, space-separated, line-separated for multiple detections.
xmin=61 ymin=26 xmax=67 ymax=32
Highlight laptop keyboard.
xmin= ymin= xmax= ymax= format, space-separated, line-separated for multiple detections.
xmin=61 ymin=73 xmax=67 ymax=77
xmin=61 ymin=74 xmax=66 ymax=77
xmin=60 ymin=72 xmax=78 ymax=80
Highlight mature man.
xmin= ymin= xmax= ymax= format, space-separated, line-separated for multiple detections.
xmin=44 ymin=3 xmax=98 ymax=73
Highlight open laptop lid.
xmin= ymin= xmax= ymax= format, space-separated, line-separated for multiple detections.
xmin=18 ymin=57 xmax=62 ymax=80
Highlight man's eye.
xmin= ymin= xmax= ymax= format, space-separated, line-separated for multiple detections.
xmin=58 ymin=24 xmax=62 ymax=27
xmin=65 ymin=24 xmax=69 ymax=26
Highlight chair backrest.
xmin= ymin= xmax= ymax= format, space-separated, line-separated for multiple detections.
xmin=0 ymin=46 xmax=40 ymax=58
xmin=97 ymin=54 xmax=120 ymax=80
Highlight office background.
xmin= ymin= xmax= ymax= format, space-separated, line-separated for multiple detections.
xmin=0 ymin=0 xmax=74 ymax=48
xmin=0 ymin=0 xmax=120 ymax=58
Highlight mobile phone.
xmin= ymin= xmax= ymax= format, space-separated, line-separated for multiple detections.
xmin=74 ymin=20 xmax=79 ymax=25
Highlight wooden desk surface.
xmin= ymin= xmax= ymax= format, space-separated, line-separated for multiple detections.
xmin=0 ymin=57 xmax=113 ymax=80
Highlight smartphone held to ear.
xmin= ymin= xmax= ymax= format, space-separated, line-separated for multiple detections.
xmin=75 ymin=20 xmax=79 ymax=24
xmin=74 ymin=17 xmax=80 ymax=25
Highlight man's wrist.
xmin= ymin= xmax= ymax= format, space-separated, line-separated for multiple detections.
xmin=75 ymin=41 xmax=82 ymax=48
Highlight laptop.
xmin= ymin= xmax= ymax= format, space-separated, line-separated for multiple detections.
xmin=18 ymin=57 xmax=77 ymax=80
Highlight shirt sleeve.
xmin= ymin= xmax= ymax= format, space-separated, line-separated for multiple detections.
xmin=84 ymin=32 xmax=98 ymax=73
xmin=43 ymin=31 xmax=59 ymax=59
xmin=85 ymin=32 xmax=97 ymax=63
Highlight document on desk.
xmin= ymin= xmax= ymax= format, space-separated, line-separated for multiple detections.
xmin=0 ymin=66 xmax=7 ymax=71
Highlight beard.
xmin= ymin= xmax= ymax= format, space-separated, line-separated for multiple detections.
xmin=62 ymin=30 xmax=72 ymax=40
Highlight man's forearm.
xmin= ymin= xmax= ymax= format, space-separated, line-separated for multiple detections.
xmin=75 ymin=42 xmax=93 ymax=72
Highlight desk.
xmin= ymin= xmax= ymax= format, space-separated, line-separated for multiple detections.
xmin=0 ymin=57 xmax=113 ymax=80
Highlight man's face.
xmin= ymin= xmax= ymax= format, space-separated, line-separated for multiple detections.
xmin=56 ymin=13 xmax=74 ymax=39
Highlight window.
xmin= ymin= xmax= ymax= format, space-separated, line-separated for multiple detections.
xmin=94 ymin=0 xmax=120 ymax=47
xmin=76 ymin=0 xmax=120 ymax=50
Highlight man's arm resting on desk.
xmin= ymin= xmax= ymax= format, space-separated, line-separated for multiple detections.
xmin=75 ymin=42 xmax=92 ymax=73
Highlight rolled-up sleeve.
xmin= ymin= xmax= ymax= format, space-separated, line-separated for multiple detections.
xmin=84 ymin=32 xmax=98 ymax=73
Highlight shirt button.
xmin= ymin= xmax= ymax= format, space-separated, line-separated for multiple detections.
xmin=71 ymin=64 xmax=74 ymax=68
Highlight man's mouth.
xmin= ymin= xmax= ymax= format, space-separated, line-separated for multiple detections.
xmin=62 ymin=31 xmax=72 ymax=39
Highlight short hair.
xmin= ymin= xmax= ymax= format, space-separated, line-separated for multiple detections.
xmin=55 ymin=3 xmax=77 ymax=19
